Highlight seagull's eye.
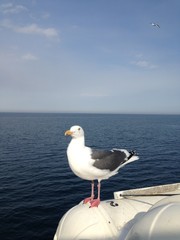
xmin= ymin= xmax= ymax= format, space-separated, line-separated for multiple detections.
xmin=78 ymin=128 xmax=81 ymax=131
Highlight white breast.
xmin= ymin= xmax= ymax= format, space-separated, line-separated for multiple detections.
xmin=67 ymin=139 xmax=94 ymax=180
xmin=66 ymin=138 xmax=112 ymax=181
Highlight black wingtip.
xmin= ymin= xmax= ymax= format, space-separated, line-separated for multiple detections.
xmin=128 ymin=150 xmax=137 ymax=160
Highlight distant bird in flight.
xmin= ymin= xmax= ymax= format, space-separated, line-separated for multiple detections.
xmin=151 ymin=22 xmax=160 ymax=28
xmin=65 ymin=125 xmax=139 ymax=207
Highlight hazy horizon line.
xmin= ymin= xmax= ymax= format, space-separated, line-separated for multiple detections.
xmin=0 ymin=111 xmax=180 ymax=116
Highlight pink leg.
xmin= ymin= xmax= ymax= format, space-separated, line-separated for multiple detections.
xmin=83 ymin=181 xmax=94 ymax=204
xmin=90 ymin=181 xmax=101 ymax=208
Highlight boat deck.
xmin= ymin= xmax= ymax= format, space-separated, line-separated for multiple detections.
xmin=54 ymin=183 xmax=180 ymax=240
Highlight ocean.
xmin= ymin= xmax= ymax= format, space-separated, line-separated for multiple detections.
xmin=0 ymin=113 xmax=180 ymax=240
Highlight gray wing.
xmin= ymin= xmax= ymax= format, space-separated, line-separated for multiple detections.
xmin=91 ymin=149 xmax=127 ymax=172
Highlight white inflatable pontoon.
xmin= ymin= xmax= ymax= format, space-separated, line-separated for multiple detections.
xmin=54 ymin=183 xmax=180 ymax=240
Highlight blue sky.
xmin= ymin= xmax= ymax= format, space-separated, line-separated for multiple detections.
xmin=0 ymin=0 xmax=180 ymax=114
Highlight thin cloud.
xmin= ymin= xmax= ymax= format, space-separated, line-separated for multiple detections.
xmin=131 ymin=53 xmax=158 ymax=69
xmin=80 ymin=92 xmax=109 ymax=97
xmin=22 ymin=53 xmax=38 ymax=61
xmin=16 ymin=24 xmax=58 ymax=38
xmin=41 ymin=12 xmax=50 ymax=19
xmin=0 ymin=3 xmax=27 ymax=14
xmin=0 ymin=19 xmax=59 ymax=38
xmin=134 ymin=60 xmax=158 ymax=69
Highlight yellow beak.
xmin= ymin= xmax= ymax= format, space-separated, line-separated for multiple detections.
xmin=65 ymin=130 xmax=73 ymax=136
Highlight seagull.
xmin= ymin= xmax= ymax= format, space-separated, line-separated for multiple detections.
xmin=151 ymin=22 xmax=160 ymax=28
xmin=65 ymin=125 xmax=139 ymax=207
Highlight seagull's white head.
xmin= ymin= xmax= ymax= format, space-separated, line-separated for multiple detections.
xmin=65 ymin=125 xmax=84 ymax=139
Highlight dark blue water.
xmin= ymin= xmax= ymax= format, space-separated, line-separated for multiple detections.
xmin=0 ymin=113 xmax=180 ymax=240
